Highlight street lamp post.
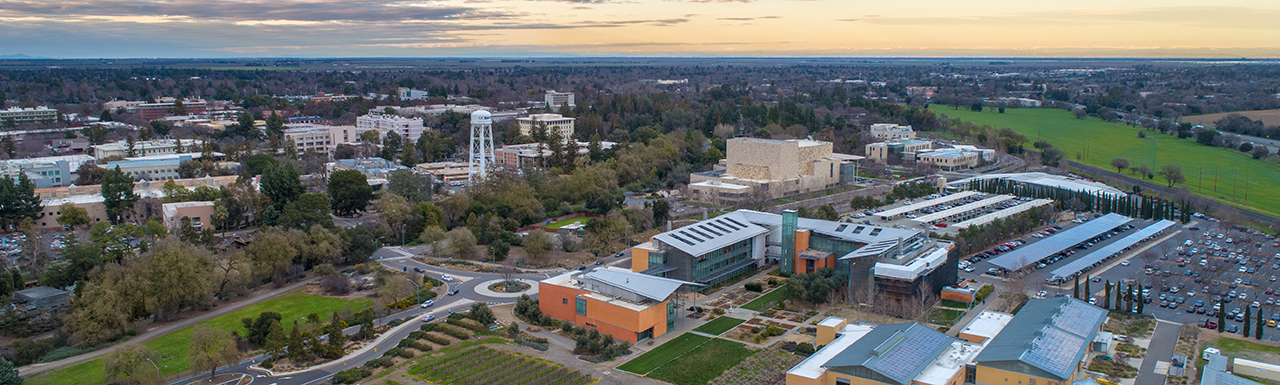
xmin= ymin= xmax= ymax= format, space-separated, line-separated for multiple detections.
xmin=401 ymin=224 xmax=406 ymax=247
xmin=145 ymin=358 xmax=161 ymax=383
xmin=408 ymin=278 xmax=421 ymax=304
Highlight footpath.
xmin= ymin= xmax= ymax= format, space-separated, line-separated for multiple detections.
xmin=20 ymin=277 xmax=318 ymax=376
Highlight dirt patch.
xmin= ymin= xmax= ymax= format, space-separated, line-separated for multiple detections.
xmin=1184 ymin=109 xmax=1280 ymax=128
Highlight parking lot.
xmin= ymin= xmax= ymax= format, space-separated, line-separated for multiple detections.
xmin=846 ymin=192 xmax=1044 ymax=236
xmin=962 ymin=214 xmax=1280 ymax=342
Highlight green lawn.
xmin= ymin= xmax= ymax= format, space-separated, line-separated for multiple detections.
xmin=741 ymin=286 xmax=789 ymax=311
xmin=940 ymin=299 xmax=972 ymax=309
xmin=926 ymin=308 xmax=964 ymax=326
xmin=648 ymin=338 xmax=756 ymax=385
xmin=616 ymin=333 xmax=711 ymax=375
xmin=541 ymin=216 xmax=590 ymax=229
xmin=25 ymin=291 xmax=370 ymax=385
xmin=693 ymin=317 xmax=746 ymax=336
xmin=936 ymin=107 xmax=1280 ymax=217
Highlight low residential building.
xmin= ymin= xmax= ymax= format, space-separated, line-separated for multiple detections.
xmin=544 ymin=90 xmax=575 ymax=110
xmin=869 ymin=123 xmax=916 ymax=141
xmin=91 ymin=138 xmax=204 ymax=160
xmin=973 ymin=297 xmax=1109 ymax=385
xmin=538 ymin=268 xmax=701 ymax=343
xmin=328 ymin=157 xmax=407 ymax=179
xmin=518 ymin=113 xmax=576 ymax=140
xmin=630 ymin=209 xmax=956 ymax=300
xmin=689 ymin=138 xmax=863 ymax=205
xmin=865 ymin=139 xmax=934 ymax=162
xmin=787 ymin=318 xmax=982 ymax=385
xmin=0 ymin=155 xmax=96 ymax=188
xmin=357 ymin=113 xmax=425 ymax=144
xmin=162 ymin=201 xmax=215 ymax=229
xmin=0 ymin=106 xmax=58 ymax=124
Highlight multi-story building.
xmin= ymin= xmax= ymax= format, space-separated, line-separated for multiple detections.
xmin=787 ymin=318 xmax=981 ymax=385
xmin=865 ymin=139 xmax=934 ymax=162
xmin=0 ymin=106 xmax=58 ymax=124
xmin=972 ymin=298 xmax=1108 ymax=385
xmin=689 ymin=138 xmax=863 ymax=205
xmin=517 ymin=114 xmax=575 ymax=140
xmin=544 ymin=90 xmax=575 ymax=111
xmin=630 ymin=209 xmax=956 ymax=300
xmin=282 ymin=125 xmax=354 ymax=154
xmin=162 ymin=201 xmax=215 ymax=229
xmin=328 ymin=157 xmax=407 ymax=179
xmin=915 ymin=149 xmax=981 ymax=171
xmin=538 ymin=268 xmax=700 ymax=343
xmin=397 ymin=87 xmax=430 ymax=101
xmin=35 ymin=175 xmax=238 ymax=230
xmin=135 ymin=99 xmax=208 ymax=120
xmin=105 ymin=153 xmax=215 ymax=181
xmin=415 ymin=162 xmax=470 ymax=184
xmin=356 ymin=113 xmax=425 ymax=144
xmin=287 ymin=116 xmax=330 ymax=125
xmin=0 ymin=155 xmax=96 ymax=188
xmin=869 ymin=123 xmax=916 ymax=141
xmin=91 ymin=139 xmax=204 ymax=160
xmin=494 ymin=141 xmax=615 ymax=170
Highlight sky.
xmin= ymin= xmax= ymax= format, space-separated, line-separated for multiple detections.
xmin=0 ymin=0 xmax=1277 ymax=58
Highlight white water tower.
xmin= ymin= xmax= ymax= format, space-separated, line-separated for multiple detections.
xmin=467 ymin=110 xmax=495 ymax=183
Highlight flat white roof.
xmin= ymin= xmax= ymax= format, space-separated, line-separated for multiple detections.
xmin=958 ymin=310 xmax=1015 ymax=340
xmin=912 ymin=195 xmax=1014 ymax=224
xmin=689 ymin=180 xmax=751 ymax=190
xmin=786 ymin=324 xmax=875 ymax=379
xmin=874 ymin=244 xmax=950 ymax=280
xmin=915 ymin=340 xmax=984 ymax=385
xmin=950 ymin=172 xmax=1125 ymax=198
xmin=954 ymin=199 xmax=1054 ymax=229
xmin=877 ymin=191 xmax=980 ymax=218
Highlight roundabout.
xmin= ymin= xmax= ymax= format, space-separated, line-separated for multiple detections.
xmin=473 ymin=279 xmax=539 ymax=298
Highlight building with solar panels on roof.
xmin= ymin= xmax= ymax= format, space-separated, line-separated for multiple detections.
xmin=538 ymin=268 xmax=703 ymax=343
xmin=972 ymin=297 xmax=1109 ymax=385
xmin=629 ymin=209 xmax=957 ymax=301
xmin=788 ymin=317 xmax=985 ymax=385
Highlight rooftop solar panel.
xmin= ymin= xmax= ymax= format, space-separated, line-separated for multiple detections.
xmin=989 ymin=213 xmax=1132 ymax=271
xmin=699 ymin=225 xmax=722 ymax=236
xmin=679 ymin=231 xmax=704 ymax=242
xmin=853 ymin=226 xmax=865 ymax=234
xmin=707 ymin=222 xmax=731 ymax=233
xmin=716 ymin=218 xmax=740 ymax=230
xmin=836 ymin=224 xmax=848 ymax=232
xmin=669 ymin=234 xmax=695 ymax=246
xmin=722 ymin=217 xmax=748 ymax=228
xmin=1022 ymin=327 xmax=1085 ymax=377
xmin=870 ymin=326 xmax=952 ymax=383
xmin=690 ymin=228 xmax=714 ymax=239
xmin=1053 ymin=302 xmax=1107 ymax=337
xmin=1049 ymin=220 xmax=1176 ymax=278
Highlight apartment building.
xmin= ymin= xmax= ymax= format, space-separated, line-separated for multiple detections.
xmin=0 ymin=106 xmax=58 ymax=124
xmin=357 ymin=113 xmax=425 ymax=143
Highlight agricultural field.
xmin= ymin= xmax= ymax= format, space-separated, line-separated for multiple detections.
xmin=741 ymin=286 xmax=790 ymax=311
xmin=407 ymin=346 xmax=592 ymax=385
xmin=936 ymin=108 xmax=1280 ymax=217
xmin=1184 ymin=109 xmax=1280 ymax=128
xmin=693 ymin=317 xmax=747 ymax=336
xmin=25 ymin=291 xmax=370 ymax=385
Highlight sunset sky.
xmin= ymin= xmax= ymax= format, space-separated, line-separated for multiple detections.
xmin=0 ymin=0 xmax=1277 ymax=58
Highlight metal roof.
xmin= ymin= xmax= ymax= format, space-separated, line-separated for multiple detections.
xmin=876 ymin=191 xmax=980 ymax=218
xmin=912 ymin=195 xmax=1013 ymax=224
xmin=1202 ymin=355 xmax=1263 ymax=385
xmin=948 ymin=172 xmax=1127 ymax=197
xmin=973 ymin=298 xmax=1107 ymax=381
xmin=651 ymin=213 xmax=770 ymax=256
xmin=954 ymin=199 xmax=1054 ymax=229
xmin=583 ymin=269 xmax=702 ymax=302
xmin=988 ymin=213 xmax=1132 ymax=271
xmin=735 ymin=210 xmax=922 ymax=246
xmin=824 ymin=323 xmax=955 ymax=385
xmin=1050 ymin=220 xmax=1177 ymax=278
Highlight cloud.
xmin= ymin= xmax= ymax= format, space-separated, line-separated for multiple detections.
xmin=717 ymin=16 xmax=778 ymax=21
xmin=0 ymin=0 xmax=477 ymax=23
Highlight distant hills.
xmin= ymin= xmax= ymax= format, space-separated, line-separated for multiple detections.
xmin=0 ymin=54 xmax=46 ymax=59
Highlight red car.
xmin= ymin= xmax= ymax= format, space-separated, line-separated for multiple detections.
xmin=934 ymin=223 xmax=947 ymax=228
xmin=1204 ymin=320 xmax=1218 ymax=329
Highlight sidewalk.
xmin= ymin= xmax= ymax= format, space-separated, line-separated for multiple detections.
xmin=397 ymin=246 xmax=569 ymax=274
xmin=20 ymin=277 xmax=318 ymax=375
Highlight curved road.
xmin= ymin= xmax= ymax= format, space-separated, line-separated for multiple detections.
xmin=165 ymin=247 xmax=561 ymax=385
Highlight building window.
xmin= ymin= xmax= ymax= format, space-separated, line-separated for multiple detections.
xmin=562 ymin=298 xmax=568 ymax=305
xmin=836 ymin=379 xmax=850 ymax=385
xmin=575 ymin=297 xmax=586 ymax=316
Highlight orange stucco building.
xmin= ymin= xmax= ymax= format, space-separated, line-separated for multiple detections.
xmin=538 ymin=269 xmax=700 ymax=343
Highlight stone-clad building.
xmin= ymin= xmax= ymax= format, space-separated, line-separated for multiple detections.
xmin=689 ymin=138 xmax=862 ymax=205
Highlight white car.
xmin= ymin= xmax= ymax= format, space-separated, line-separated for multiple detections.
xmin=421 ymin=314 xmax=436 ymax=322
xmin=421 ymin=300 xmax=434 ymax=308
xmin=441 ymin=275 xmax=454 ymax=282
xmin=1121 ymin=260 xmax=1130 ymax=266
xmin=1240 ymin=266 xmax=1249 ymax=273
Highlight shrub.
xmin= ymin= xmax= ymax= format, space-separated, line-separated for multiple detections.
xmin=447 ymin=317 xmax=490 ymax=333
xmin=320 ymin=274 xmax=351 ymax=294
xmin=363 ymin=358 xmax=387 ymax=369
xmin=439 ymin=325 xmax=471 ymax=340
xmin=744 ymin=282 xmax=764 ymax=292
xmin=713 ymin=308 xmax=726 ymax=315
xmin=975 ymin=284 xmax=995 ymax=301
xmin=419 ymin=323 xmax=439 ymax=332
xmin=333 ymin=368 xmax=372 ymax=384
xmin=261 ymin=360 xmax=274 ymax=369
xmin=560 ymin=322 xmax=573 ymax=333
xmin=764 ymin=325 xmax=784 ymax=337
xmin=751 ymin=326 xmax=762 ymax=334
xmin=795 ymin=343 xmax=815 ymax=355
xmin=422 ymin=332 xmax=451 ymax=346
xmin=398 ymin=349 xmax=415 ymax=358
xmin=382 ymin=347 xmax=403 ymax=357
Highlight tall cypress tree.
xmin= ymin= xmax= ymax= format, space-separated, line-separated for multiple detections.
xmin=1074 ymin=275 xmax=1081 ymax=299
xmin=1244 ymin=307 xmax=1253 ymax=338
xmin=1218 ymin=308 xmax=1226 ymax=332
xmin=1104 ymin=281 xmax=1112 ymax=309
xmin=1258 ymin=310 xmax=1266 ymax=340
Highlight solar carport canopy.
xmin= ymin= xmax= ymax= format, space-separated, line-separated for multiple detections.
xmin=988 ymin=213 xmax=1132 ymax=271
xmin=1049 ymin=220 xmax=1177 ymax=278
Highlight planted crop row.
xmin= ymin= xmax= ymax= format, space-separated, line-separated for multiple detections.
xmin=436 ymin=351 xmax=514 ymax=384
xmin=417 ymin=348 xmax=500 ymax=379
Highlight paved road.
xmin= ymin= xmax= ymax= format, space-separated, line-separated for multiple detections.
xmin=20 ymin=277 xmax=319 ymax=376
xmin=167 ymin=246 xmax=558 ymax=385
xmin=1136 ymin=320 xmax=1180 ymax=385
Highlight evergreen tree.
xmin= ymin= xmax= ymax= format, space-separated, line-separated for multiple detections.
xmin=1073 ymin=275 xmax=1080 ymax=299
xmin=101 ymin=166 xmax=139 ymax=224
xmin=1218 ymin=307 xmax=1226 ymax=332
xmin=1258 ymin=310 xmax=1265 ymax=340
xmin=1244 ymin=307 xmax=1253 ymax=337
xmin=1103 ymin=281 xmax=1111 ymax=308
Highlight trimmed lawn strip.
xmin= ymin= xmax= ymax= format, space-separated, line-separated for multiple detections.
xmin=937 ymin=108 xmax=1280 ymax=217
xmin=616 ymin=333 xmax=711 ymax=375
xmin=741 ymin=286 xmax=789 ymax=311
xmin=26 ymin=291 xmax=370 ymax=385
xmin=648 ymin=338 xmax=756 ymax=385
xmin=694 ymin=317 xmax=747 ymax=336
xmin=940 ymin=299 xmax=971 ymax=309
xmin=542 ymin=216 xmax=590 ymax=229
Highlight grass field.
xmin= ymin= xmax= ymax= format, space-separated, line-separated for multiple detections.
xmin=693 ymin=317 xmax=746 ymax=336
xmin=541 ymin=216 xmax=590 ymax=229
xmin=926 ymin=308 xmax=965 ymax=326
xmin=1184 ymin=109 xmax=1280 ymax=128
xmin=741 ymin=286 xmax=789 ymax=311
xmin=935 ymin=108 xmax=1280 ymax=217
xmin=617 ymin=333 xmax=711 ymax=375
xmin=25 ymin=291 xmax=371 ymax=385
xmin=648 ymin=339 xmax=755 ymax=385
